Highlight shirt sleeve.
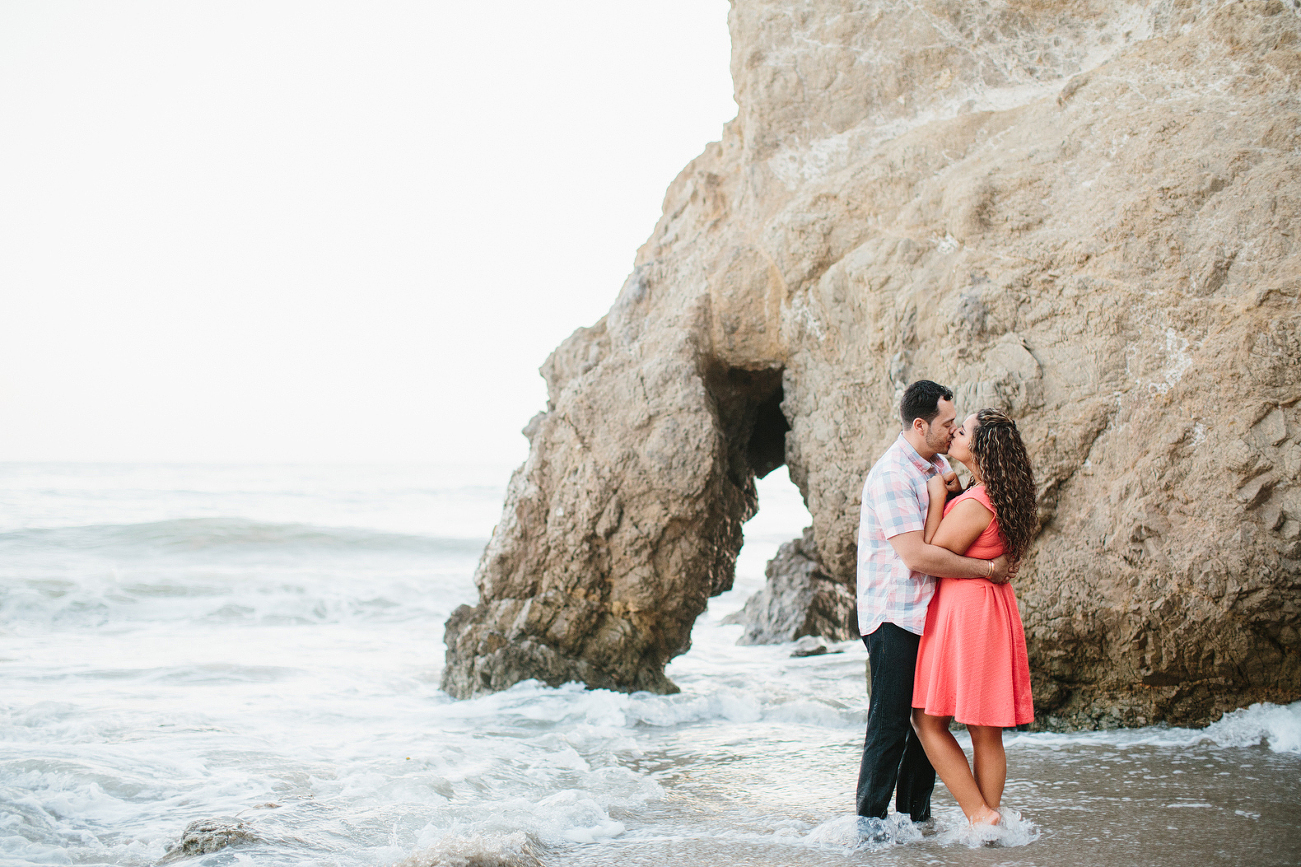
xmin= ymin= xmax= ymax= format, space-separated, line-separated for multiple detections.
xmin=869 ymin=467 xmax=926 ymax=539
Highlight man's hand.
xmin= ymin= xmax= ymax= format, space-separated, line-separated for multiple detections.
xmin=987 ymin=555 xmax=1012 ymax=584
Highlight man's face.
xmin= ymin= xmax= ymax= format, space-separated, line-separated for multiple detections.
xmin=921 ymin=398 xmax=957 ymax=455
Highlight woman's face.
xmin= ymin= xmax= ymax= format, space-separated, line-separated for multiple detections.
xmin=949 ymin=414 xmax=980 ymax=465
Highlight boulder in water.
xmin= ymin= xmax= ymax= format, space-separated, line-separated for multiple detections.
xmin=722 ymin=527 xmax=857 ymax=645
xmin=158 ymin=818 xmax=260 ymax=863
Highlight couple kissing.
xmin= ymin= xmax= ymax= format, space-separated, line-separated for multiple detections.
xmin=855 ymin=379 xmax=1037 ymax=828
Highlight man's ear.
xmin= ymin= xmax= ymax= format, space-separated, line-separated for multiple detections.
xmin=911 ymin=417 xmax=927 ymax=435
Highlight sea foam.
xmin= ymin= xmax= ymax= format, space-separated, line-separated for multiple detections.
xmin=397 ymin=832 xmax=544 ymax=867
xmin=1200 ymin=701 xmax=1301 ymax=753
xmin=931 ymin=806 xmax=1040 ymax=849
xmin=804 ymin=814 xmax=923 ymax=853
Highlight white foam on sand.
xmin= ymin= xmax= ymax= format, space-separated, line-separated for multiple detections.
xmin=931 ymin=806 xmax=1041 ymax=849
xmin=804 ymin=807 xmax=1039 ymax=853
xmin=804 ymin=814 xmax=923 ymax=853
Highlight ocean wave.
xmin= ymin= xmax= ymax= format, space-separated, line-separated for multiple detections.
xmin=0 ymin=517 xmax=486 ymax=559
xmin=1009 ymin=700 xmax=1301 ymax=754
xmin=443 ymin=680 xmax=864 ymax=735
xmin=0 ymin=572 xmax=474 ymax=630
xmin=447 ymin=679 xmax=1301 ymax=760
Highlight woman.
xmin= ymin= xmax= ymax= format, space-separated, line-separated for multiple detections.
xmin=910 ymin=408 xmax=1037 ymax=826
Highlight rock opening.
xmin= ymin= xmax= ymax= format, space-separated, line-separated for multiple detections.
xmin=703 ymin=363 xmax=789 ymax=488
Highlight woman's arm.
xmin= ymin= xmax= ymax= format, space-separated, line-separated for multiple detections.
xmin=923 ymin=474 xmax=948 ymax=544
xmin=930 ymin=498 xmax=994 ymax=556
xmin=887 ymin=532 xmax=1009 ymax=582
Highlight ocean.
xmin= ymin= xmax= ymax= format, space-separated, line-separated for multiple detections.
xmin=1 ymin=462 xmax=1297 ymax=866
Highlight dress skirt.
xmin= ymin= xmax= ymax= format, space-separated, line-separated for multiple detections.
xmin=912 ymin=575 xmax=1034 ymax=728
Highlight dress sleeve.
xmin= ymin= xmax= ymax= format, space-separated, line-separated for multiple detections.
xmin=967 ymin=485 xmax=995 ymax=515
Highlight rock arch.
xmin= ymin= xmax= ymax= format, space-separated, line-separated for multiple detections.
xmin=440 ymin=283 xmax=798 ymax=697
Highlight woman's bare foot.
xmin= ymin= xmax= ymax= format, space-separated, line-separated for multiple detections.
xmin=970 ymin=805 xmax=1002 ymax=827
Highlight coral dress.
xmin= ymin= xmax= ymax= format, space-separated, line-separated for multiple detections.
xmin=911 ymin=485 xmax=1034 ymax=727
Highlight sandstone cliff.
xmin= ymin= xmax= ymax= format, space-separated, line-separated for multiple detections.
xmin=443 ymin=0 xmax=1301 ymax=727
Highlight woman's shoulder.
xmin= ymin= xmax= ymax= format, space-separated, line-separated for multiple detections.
xmin=955 ymin=484 xmax=995 ymax=513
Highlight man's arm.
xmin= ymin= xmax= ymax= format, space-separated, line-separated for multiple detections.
xmin=887 ymin=530 xmax=1010 ymax=583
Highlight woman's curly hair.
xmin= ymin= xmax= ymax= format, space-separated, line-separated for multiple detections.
xmin=969 ymin=408 xmax=1038 ymax=564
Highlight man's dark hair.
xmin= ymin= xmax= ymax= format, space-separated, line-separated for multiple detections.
xmin=900 ymin=380 xmax=954 ymax=426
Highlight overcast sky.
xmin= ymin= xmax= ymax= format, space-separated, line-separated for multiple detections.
xmin=0 ymin=1 xmax=736 ymax=465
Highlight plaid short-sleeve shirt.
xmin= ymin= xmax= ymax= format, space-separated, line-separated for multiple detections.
xmin=856 ymin=433 xmax=952 ymax=637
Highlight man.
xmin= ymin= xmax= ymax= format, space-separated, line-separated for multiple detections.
xmin=856 ymin=380 xmax=1011 ymax=823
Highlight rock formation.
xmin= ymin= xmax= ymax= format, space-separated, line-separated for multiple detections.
xmin=443 ymin=0 xmax=1301 ymax=727
xmin=721 ymin=527 xmax=858 ymax=644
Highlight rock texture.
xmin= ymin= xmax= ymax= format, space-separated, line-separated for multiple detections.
xmin=443 ymin=0 xmax=1301 ymax=727
xmin=721 ymin=527 xmax=858 ymax=644
xmin=159 ymin=819 xmax=261 ymax=863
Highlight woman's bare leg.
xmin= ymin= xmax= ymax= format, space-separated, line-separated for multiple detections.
xmin=968 ymin=725 xmax=1006 ymax=811
xmin=911 ymin=710 xmax=1000 ymax=825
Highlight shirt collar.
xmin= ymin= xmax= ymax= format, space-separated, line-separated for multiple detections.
xmin=897 ymin=432 xmax=944 ymax=476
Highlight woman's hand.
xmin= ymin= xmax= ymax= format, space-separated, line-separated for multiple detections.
xmin=928 ymin=471 xmax=961 ymax=502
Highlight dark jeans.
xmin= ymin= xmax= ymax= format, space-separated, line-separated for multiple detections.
xmin=856 ymin=622 xmax=935 ymax=821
